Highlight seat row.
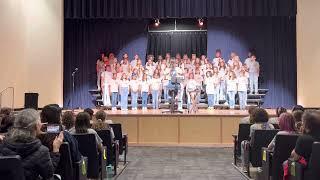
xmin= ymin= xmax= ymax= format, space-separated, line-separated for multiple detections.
xmin=233 ymin=124 xmax=320 ymax=180
xmin=0 ymin=123 xmax=128 ymax=180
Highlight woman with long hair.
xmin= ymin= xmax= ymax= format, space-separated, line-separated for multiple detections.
xmin=268 ymin=113 xmax=297 ymax=151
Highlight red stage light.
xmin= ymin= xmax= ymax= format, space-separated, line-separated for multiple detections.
xmin=155 ymin=19 xmax=160 ymax=26
xmin=198 ymin=18 xmax=204 ymax=26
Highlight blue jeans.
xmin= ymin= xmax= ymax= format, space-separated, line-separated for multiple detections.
xmin=152 ymin=90 xmax=159 ymax=109
xmin=219 ymin=82 xmax=226 ymax=101
xmin=103 ymin=84 xmax=111 ymax=106
xmin=120 ymin=87 xmax=129 ymax=110
xmin=131 ymin=91 xmax=138 ymax=109
xmin=213 ymin=92 xmax=219 ymax=105
xmin=207 ymin=94 xmax=214 ymax=107
xmin=163 ymin=87 xmax=169 ymax=103
xmin=111 ymin=92 xmax=118 ymax=108
xmin=142 ymin=92 xmax=148 ymax=108
xmin=238 ymin=91 xmax=247 ymax=110
xmin=227 ymin=91 xmax=236 ymax=109
xmin=249 ymin=73 xmax=258 ymax=93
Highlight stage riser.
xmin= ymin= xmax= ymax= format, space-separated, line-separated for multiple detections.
xmin=108 ymin=115 xmax=245 ymax=146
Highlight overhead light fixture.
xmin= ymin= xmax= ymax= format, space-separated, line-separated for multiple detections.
xmin=155 ymin=19 xmax=160 ymax=26
xmin=198 ymin=18 xmax=204 ymax=26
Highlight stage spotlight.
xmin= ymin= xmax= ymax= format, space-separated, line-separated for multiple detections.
xmin=198 ymin=18 xmax=204 ymax=26
xmin=155 ymin=19 xmax=160 ymax=26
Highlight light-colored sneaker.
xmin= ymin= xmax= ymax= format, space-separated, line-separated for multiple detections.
xmin=111 ymin=107 xmax=117 ymax=111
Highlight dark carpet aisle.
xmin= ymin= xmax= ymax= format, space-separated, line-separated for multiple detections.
xmin=117 ymin=147 xmax=245 ymax=180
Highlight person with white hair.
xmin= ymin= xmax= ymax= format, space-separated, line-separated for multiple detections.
xmin=0 ymin=109 xmax=63 ymax=180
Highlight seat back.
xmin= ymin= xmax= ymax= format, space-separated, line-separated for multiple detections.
xmin=250 ymin=129 xmax=279 ymax=167
xmin=110 ymin=123 xmax=125 ymax=154
xmin=308 ymin=142 xmax=320 ymax=180
xmin=0 ymin=155 xmax=25 ymax=180
xmin=96 ymin=129 xmax=113 ymax=165
xmin=109 ymin=123 xmax=123 ymax=140
xmin=272 ymin=134 xmax=299 ymax=180
xmin=236 ymin=124 xmax=251 ymax=156
xmin=56 ymin=142 xmax=73 ymax=180
xmin=72 ymin=133 xmax=100 ymax=179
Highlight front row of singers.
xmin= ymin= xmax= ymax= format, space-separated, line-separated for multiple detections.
xmin=101 ymin=66 xmax=251 ymax=111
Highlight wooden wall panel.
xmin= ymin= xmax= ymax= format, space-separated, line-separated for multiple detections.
xmin=179 ymin=116 xmax=221 ymax=144
xmin=138 ymin=116 xmax=179 ymax=144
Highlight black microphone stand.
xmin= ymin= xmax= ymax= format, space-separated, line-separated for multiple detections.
xmin=71 ymin=68 xmax=78 ymax=109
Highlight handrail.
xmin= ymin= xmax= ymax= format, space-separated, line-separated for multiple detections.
xmin=0 ymin=87 xmax=15 ymax=110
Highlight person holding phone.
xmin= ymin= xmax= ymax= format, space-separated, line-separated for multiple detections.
xmin=38 ymin=104 xmax=82 ymax=163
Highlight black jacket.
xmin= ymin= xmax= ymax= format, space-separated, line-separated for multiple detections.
xmin=0 ymin=138 xmax=60 ymax=180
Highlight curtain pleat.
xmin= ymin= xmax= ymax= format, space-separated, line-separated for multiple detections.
xmin=147 ymin=32 xmax=207 ymax=60
xmin=64 ymin=0 xmax=297 ymax=19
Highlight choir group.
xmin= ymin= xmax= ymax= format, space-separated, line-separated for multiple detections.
xmin=96 ymin=49 xmax=260 ymax=111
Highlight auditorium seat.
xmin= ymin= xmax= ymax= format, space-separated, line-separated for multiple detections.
xmin=261 ymin=134 xmax=299 ymax=180
xmin=96 ymin=129 xmax=119 ymax=176
xmin=0 ymin=155 xmax=25 ymax=180
xmin=73 ymin=133 xmax=107 ymax=179
xmin=110 ymin=123 xmax=128 ymax=164
xmin=243 ymin=129 xmax=279 ymax=177
xmin=56 ymin=142 xmax=73 ymax=180
xmin=232 ymin=123 xmax=251 ymax=165
xmin=56 ymin=142 xmax=88 ymax=180
xmin=288 ymin=142 xmax=320 ymax=180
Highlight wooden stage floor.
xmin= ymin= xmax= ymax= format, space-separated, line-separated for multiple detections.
xmin=75 ymin=108 xmax=276 ymax=147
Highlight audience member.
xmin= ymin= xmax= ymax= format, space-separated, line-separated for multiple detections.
xmin=0 ymin=107 xmax=13 ymax=116
xmin=269 ymin=106 xmax=287 ymax=124
xmin=241 ymin=108 xmax=274 ymax=171
xmin=38 ymin=105 xmax=82 ymax=162
xmin=70 ymin=112 xmax=103 ymax=151
xmin=292 ymin=110 xmax=303 ymax=132
xmin=291 ymin=110 xmax=320 ymax=162
xmin=249 ymin=108 xmax=275 ymax=140
xmin=61 ymin=111 xmax=75 ymax=131
xmin=267 ymin=113 xmax=297 ymax=151
xmin=92 ymin=110 xmax=115 ymax=139
xmin=84 ymin=108 xmax=94 ymax=120
xmin=0 ymin=114 xmax=15 ymax=133
xmin=292 ymin=105 xmax=305 ymax=112
xmin=239 ymin=106 xmax=256 ymax=124
xmin=0 ymin=109 xmax=63 ymax=180
xmin=0 ymin=107 xmax=13 ymax=125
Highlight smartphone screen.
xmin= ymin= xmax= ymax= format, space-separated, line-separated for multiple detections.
xmin=46 ymin=125 xmax=61 ymax=133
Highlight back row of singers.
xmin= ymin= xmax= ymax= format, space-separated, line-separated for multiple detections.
xmin=96 ymin=49 xmax=260 ymax=110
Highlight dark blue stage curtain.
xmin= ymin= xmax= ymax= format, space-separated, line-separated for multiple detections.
xmin=207 ymin=17 xmax=297 ymax=108
xmin=63 ymin=19 xmax=148 ymax=108
xmin=64 ymin=0 xmax=297 ymax=19
xmin=147 ymin=31 xmax=207 ymax=59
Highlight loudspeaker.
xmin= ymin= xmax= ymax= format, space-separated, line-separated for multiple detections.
xmin=24 ymin=93 xmax=39 ymax=110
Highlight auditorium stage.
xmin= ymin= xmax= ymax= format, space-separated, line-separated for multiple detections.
xmin=76 ymin=109 xmax=276 ymax=147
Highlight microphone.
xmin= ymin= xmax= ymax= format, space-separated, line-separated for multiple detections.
xmin=72 ymin=68 xmax=79 ymax=76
